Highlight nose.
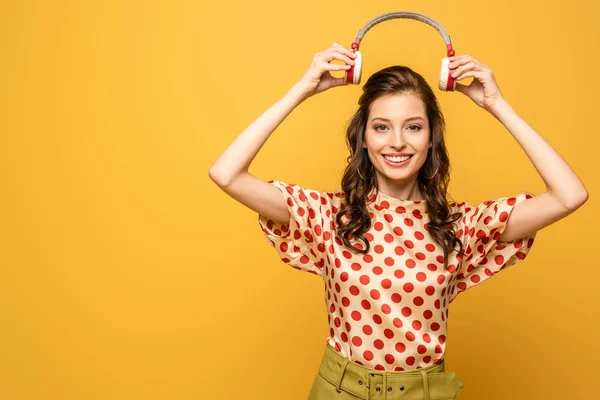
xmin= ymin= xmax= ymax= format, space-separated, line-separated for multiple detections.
xmin=390 ymin=128 xmax=406 ymax=148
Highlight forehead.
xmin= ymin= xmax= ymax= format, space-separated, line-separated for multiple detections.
xmin=368 ymin=93 xmax=426 ymax=118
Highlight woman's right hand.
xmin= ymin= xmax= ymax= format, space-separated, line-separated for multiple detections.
xmin=295 ymin=42 xmax=357 ymax=98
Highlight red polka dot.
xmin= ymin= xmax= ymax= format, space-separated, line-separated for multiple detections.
xmin=391 ymin=293 xmax=402 ymax=303
xmin=351 ymin=262 xmax=362 ymax=271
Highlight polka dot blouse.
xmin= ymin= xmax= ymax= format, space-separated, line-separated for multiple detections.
xmin=258 ymin=179 xmax=536 ymax=371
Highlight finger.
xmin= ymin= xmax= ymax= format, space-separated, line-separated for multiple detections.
xmin=455 ymin=82 xmax=469 ymax=94
xmin=451 ymin=61 xmax=476 ymax=78
xmin=318 ymin=58 xmax=352 ymax=71
xmin=449 ymin=54 xmax=485 ymax=70
xmin=328 ymin=45 xmax=357 ymax=62
xmin=332 ymin=42 xmax=353 ymax=52
xmin=454 ymin=70 xmax=482 ymax=82
xmin=321 ymin=50 xmax=356 ymax=67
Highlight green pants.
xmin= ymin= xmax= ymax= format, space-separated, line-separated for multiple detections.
xmin=307 ymin=343 xmax=464 ymax=400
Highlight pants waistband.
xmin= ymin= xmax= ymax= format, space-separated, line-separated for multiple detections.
xmin=318 ymin=343 xmax=463 ymax=400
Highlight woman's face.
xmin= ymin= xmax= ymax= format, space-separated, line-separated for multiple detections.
xmin=363 ymin=92 xmax=431 ymax=196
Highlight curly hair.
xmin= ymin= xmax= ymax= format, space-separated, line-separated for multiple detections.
xmin=334 ymin=65 xmax=464 ymax=270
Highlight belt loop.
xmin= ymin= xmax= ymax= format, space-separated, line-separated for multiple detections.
xmin=335 ymin=359 xmax=349 ymax=393
xmin=420 ymin=369 xmax=430 ymax=400
xmin=383 ymin=373 xmax=387 ymax=400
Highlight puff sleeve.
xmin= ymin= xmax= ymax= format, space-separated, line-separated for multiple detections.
xmin=257 ymin=180 xmax=332 ymax=277
xmin=450 ymin=191 xmax=537 ymax=302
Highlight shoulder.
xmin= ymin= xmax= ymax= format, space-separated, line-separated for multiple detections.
xmin=269 ymin=179 xmax=344 ymax=211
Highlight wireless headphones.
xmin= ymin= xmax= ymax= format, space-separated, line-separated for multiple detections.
xmin=344 ymin=11 xmax=457 ymax=91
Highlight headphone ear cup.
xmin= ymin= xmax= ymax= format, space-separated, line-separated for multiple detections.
xmin=438 ymin=57 xmax=456 ymax=91
xmin=344 ymin=50 xmax=363 ymax=85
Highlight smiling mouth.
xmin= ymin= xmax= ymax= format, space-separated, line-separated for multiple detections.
xmin=381 ymin=154 xmax=414 ymax=163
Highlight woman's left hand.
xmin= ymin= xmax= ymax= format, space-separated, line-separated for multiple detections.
xmin=449 ymin=54 xmax=503 ymax=110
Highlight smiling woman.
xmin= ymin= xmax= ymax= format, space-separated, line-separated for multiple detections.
xmin=209 ymin=36 xmax=588 ymax=399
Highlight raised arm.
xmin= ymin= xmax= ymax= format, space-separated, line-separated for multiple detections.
xmin=208 ymin=84 xmax=309 ymax=225
xmin=448 ymin=53 xmax=589 ymax=243
xmin=208 ymin=42 xmax=357 ymax=225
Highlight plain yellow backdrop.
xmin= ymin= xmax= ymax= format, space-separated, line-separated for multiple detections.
xmin=1 ymin=0 xmax=599 ymax=399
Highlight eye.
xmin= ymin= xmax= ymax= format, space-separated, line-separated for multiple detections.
xmin=373 ymin=124 xmax=422 ymax=132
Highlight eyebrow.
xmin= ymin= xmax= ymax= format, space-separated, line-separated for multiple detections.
xmin=371 ymin=116 xmax=426 ymax=123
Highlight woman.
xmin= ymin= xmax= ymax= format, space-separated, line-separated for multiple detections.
xmin=209 ymin=42 xmax=588 ymax=399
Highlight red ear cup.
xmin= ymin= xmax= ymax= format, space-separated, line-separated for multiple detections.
xmin=438 ymin=57 xmax=456 ymax=91
xmin=344 ymin=51 xmax=363 ymax=85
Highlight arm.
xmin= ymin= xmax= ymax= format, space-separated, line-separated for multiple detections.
xmin=209 ymin=42 xmax=357 ymax=226
xmin=488 ymin=98 xmax=588 ymax=243
xmin=208 ymin=83 xmax=309 ymax=185
xmin=208 ymin=84 xmax=310 ymax=226
xmin=449 ymin=54 xmax=589 ymax=243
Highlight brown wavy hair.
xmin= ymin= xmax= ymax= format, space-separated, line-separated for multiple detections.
xmin=334 ymin=65 xmax=464 ymax=270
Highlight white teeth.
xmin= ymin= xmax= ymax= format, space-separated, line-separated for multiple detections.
xmin=384 ymin=155 xmax=411 ymax=162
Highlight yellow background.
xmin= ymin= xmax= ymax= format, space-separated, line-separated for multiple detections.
xmin=1 ymin=0 xmax=598 ymax=399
